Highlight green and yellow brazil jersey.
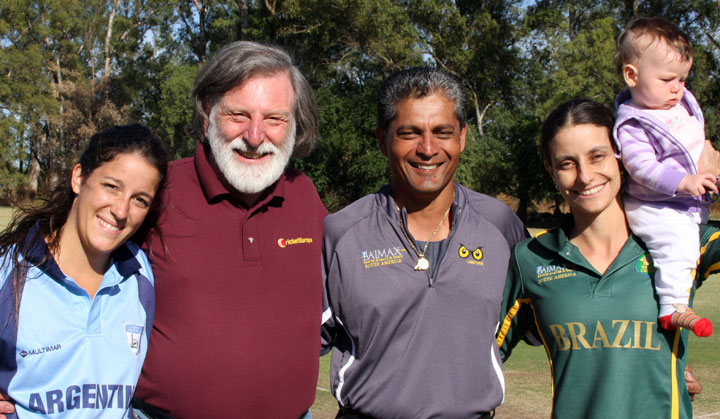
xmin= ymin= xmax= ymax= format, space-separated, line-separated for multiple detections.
xmin=498 ymin=221 xmax=720 ymax=419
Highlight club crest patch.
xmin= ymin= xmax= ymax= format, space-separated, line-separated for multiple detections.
xmin=124 ymin=324 xmax=144 ymax=357
xmin=635 ymin=254 xmax=656 ymax=276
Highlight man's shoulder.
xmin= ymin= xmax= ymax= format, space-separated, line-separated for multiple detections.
xmin=324 ymin=192 xmax=381 ymax=240
xmin=459 ymin=185 xmax=527 ymax=246
xmin=166 ymin=155 xmax=198 ymax=184
xmin=461 ymin=186 xmax=518 ymax=221
xmin=168 ymin=155 xmax=196 ymax=172
xmin=280 ymin=169 xmax=326 ymax=216
xmin=160 ymin=156 xmax=202 ymax=206
xmin=282 ymin=168 xmax=320 ymax=194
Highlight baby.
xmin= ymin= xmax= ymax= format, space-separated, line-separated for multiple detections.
xmin=613 ymin=17 xmax=716 ymax=337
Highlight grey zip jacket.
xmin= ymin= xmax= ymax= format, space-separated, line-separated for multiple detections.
xmin=321 ymin=183 xmax=527 ymax=418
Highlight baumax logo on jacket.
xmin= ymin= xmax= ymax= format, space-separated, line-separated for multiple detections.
xmin=361 ymin=247 xmax=405 ymax=269
xmin=535 ymin=264 xmax=577 ymax=284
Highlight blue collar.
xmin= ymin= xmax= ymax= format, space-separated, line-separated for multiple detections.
xmin=23 ymin=221 xmax=142 ymax=283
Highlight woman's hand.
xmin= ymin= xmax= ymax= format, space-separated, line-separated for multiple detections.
xmin=698 ymin=140 xmax=720 ymax=178
xmin=685 ymin=364 xmax=702 ymax=401
xmin=0 ymin=390 xmax=14 ymax=417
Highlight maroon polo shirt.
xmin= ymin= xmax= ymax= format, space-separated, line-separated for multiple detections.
xmin=135 ymin=144 xmax=327 ymax=418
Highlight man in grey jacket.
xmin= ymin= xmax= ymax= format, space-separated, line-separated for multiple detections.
xmin=320 ymin=67 xmax=527 ymax=418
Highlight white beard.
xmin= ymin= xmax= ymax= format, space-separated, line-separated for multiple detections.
xmin=206 ymin=107 xmax=296 ymax=194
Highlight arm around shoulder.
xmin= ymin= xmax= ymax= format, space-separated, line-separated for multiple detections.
xmin=496 ymin=244 xmax=533 ymax=361
xmin=320 ymin=214 xmax=344 ymax=356
xmin=0 ymin=390 xmax=15 ymax=417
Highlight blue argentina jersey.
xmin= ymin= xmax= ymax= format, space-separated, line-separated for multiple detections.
xmin=0 ymin=233 xmax=154 ymax=418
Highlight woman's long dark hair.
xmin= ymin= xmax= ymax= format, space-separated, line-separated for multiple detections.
xmin=0 ymin=124 xmax=168 ymax=320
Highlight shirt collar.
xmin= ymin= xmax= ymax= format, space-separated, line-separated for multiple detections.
xmin=193 ymin=143 xmax=286 ymax=210
xmin=534 ymin=216 xmax=646 ymax=272
xmin=379 ymin=182 xmax=464 ymax=243
xmin=23 ymin=221 xmax=142 ymax=284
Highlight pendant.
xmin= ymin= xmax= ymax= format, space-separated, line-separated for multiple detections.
xmin=414 ymin=257 xmax=430 ymax=271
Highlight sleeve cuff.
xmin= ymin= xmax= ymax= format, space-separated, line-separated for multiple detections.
xmin=655 ymin=168 xmax=686 ymax=196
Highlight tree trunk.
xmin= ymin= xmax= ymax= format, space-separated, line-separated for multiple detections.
xmin=104 ymin=0 xmax=121 ymax=78
xmin=236 ymin=0 xmax=248 ymax=40
xmin=192 ymin=0 xmax=208 ymax=62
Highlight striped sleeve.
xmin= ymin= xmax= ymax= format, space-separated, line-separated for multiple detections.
xmin=616 ymin=120 xmax=685 ymax=196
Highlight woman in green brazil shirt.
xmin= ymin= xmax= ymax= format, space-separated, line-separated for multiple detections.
xmin=497 ymin=99 xmax=715 ymax=419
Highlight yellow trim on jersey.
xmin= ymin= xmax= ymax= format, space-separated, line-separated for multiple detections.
xmin=670 ymin=329 xmax=681 ymax=419
xmin=533 ymin=228 xmax=556 ymax=238
xmin=701 ymin=231 xmax=720 ymax=280
xmin=699 ymin=230 xmax=720 ymax=255
xmin=703 ymin=261 xmax=720 ymax=280
xmin=497 ymin=298 xmax=556 ymax=415
xmin=496 ymin=298 xmax=530 ymax=347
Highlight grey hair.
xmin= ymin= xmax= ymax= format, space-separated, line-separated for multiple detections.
xmin=377 ymin=67 xmax=468 ymax=133
xmin=189 ymin=41 xmax=319 ymax=158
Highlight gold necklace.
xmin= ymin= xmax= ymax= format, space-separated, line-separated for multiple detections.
xmin=396 ymin=203 xmax=452 ymax=271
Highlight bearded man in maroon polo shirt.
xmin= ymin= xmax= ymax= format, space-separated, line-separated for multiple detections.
xmin=132 ymin=41 xmax=326 ymax=418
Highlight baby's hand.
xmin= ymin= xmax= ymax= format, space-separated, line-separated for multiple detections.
xmin=678 ymin=173 xmax=719 ymax=197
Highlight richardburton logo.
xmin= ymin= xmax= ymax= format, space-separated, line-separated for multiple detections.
xmin=361 ymin=247 xmax=405 ymax=269
xmin=535 ymin=263 xmax=576 ymax=284
xmin=277 ymin=237 xmax=313 ymax=248
xmin=19 ymin=344 xmax=62 ymax=358
xmin=458 ymin=244 xmax=484 ymax=265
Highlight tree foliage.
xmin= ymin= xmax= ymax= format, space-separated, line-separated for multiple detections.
xmin=2 ymin=0 xmax=720 ymax=218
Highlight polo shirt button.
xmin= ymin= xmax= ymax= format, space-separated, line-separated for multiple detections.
xmin=248 ymin=237 xmax=254 ymax=244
